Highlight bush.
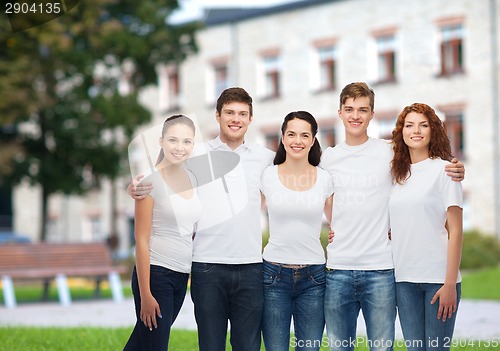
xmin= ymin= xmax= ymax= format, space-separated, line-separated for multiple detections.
xmin=461 ymin=229 xmax=500 ymax=270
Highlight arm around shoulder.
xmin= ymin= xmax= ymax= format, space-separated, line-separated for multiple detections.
xmin=127 ymin=174 xmax=154 ymax=200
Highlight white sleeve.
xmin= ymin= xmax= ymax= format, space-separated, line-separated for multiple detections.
xmin=260 ymin=166 xmax=272 ymax=196
xmin=320 ymin=168 xmax=334 ymax=198
xmin=440 ymin=168 xmax=463 ymax=210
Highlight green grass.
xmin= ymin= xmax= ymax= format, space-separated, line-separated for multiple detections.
xmin=0 ymin=328 xmax=498 ymax=351
xmin=0 ymin=328 xmax=238 ymax=351
xmin=461 ymin=267 xmax=500 ymax=300
xmin=10 ymin=265 xmax=497 ymax=304
xmin=1 ymin=246 xmax=499 ymax=350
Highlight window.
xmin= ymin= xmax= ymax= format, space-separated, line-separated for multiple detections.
xmin=319 ymin=125 xmax=336 ymax=147
xmin=261 ymin=125 xmax=280 ymax=151
xmin=376 ymin=117 xmax=397 ymax=141
xmin=165 ymin=67 xmax=181 ymax=111
xmin=318 ymin=46 xmax=337 ymax=91
xmin=368 ymin=110 xmax=398 ymax=140
xmin=444 ymin=111 xmax=465 ymax=159
xmin=206 ymin=57 xmax=230 ymax=104
xmin=440 ymin=24 xmax=464 ymax=76
xmin=89 ymin=215 xmax=103 ymax=241
xmin=262 ymin=55 xmax=281 ymax=99
xmin=375 ymin=35 xmax=396 ymax=83
xmin=214 ymin=63 xmax=229 ymax=99
xmin=264 ymin=133 xmax=280 ymax=152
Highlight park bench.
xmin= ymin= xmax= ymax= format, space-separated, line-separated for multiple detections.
xmin=0 ymin=242 xmax=128 ymax=308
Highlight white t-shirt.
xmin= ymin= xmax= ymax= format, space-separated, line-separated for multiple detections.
xmin=147 ymin=170 xmax=202 ymax=273
xmin=389 ymin=158 xmax=463 ymax=283
xmin=261 ymin=165 xmax=334 ymax=265
xmin=189 ymin=137 xmax=274 ymax=264
xmin=320 ymin=137 xmax=394 ymax=270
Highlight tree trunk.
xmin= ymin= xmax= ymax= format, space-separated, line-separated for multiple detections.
xmin=40 ymin=185 xmax=48 ymax=242
xmin=107 ymin=178 xmax=119 ymax=254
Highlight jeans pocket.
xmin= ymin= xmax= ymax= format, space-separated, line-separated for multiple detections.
xmin=191 ymin=262 xmax=216 ymax=273
xmin=310 ymin=267 xmax=326 ymax=285
xmin=263 ymin=273 xmax=278 ymax=286
xmin=263 ymin=263 xmax=279 ymax=286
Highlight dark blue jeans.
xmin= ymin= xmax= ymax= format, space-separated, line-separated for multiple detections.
xmin=123 ymin=265 xmax=189 ymax=351
xmin=262 ymin=261 xmax=326 ymax=351
xmin=396 ymin=282 xmax=461 ymax=351
xmin=190 ymin=262 xmax=263 ymax=351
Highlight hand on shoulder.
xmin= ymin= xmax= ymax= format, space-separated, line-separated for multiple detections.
xmin=127 ymin=174 xmax=153 ymax=200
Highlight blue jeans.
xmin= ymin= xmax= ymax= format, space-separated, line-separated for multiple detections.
xmin=324 ymin=269 xmax=396 ymax=351
xmin=396 ymin=282 xmax=461 ymax=351
xmin=262 ymin=261 xmax=326 ymax=351
xmin=190 ymin=262 xmax=263 ymax=351
xmin=123 ymin=265 xmax=189 ymax=351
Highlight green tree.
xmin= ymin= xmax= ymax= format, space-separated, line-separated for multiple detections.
xmin=0 ymin=0 xmax=198 ymax=241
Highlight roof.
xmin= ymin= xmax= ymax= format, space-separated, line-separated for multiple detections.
xmin=203 ymin=0 xmax=341 ymax=26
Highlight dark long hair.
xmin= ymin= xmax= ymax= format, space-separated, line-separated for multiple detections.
xmin=391 ymin=103 xmax=452 ymax=184
xmin=155 ymin=115 xmax=196 ymax=165
xmin=273 ymin=111 xmax=322 ymax=166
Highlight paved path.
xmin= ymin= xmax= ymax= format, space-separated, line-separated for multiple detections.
xmin=1 ymin=296 xmax=499 ymax=341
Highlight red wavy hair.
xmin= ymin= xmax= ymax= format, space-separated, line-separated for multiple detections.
xmin=391 ymin=103 xmax=452 ymax=184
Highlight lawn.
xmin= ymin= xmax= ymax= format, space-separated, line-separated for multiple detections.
xmin=0 ymin=328 xmax=498 ymax=351
xmin=5 ymin=266 xmax=498 ymax=304
xmin=461 ymin=267 xmax=500 ymax=300
xmin=1 ymin=267 xmax=499 ymax=350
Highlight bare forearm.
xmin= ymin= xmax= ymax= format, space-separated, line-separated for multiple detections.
xmin=135 ymin=241 xmax=152 ymax=297
xmin=445 ymin=232 xmax=462 ymax=285
xmin=324 ymin=195 xmax=333 ymax=225
xmin=445 ymin=207 xmax=463 ymax=285
xmin=134 ymin=197 xmax=154 ymax=297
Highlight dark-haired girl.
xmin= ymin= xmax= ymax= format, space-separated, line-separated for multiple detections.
xmin=124 ymin=115 xmax=202 ymax=351
xmin=260 ymin=111 xmax=333 ymax=351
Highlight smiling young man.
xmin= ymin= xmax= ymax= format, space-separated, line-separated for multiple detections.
xmin=188 ymin=87 xmax=274 ymax=351
xmin=320 ymin=82 xmax=464 ymax=351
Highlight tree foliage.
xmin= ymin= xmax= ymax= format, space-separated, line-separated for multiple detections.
xmin=0 ymin=0 xmax=198 ymax=240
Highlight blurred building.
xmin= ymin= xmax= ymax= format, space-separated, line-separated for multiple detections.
xmin=157 ymin=0 xmax=500 ymax=235
xmin=6 ymin=0 xmax=500 ymax=249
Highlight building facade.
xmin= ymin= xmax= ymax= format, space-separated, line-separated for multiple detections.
xmin=162 ymin=0 xmax=500 ymax=235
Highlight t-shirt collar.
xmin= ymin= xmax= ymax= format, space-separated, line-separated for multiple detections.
xmin=209 ymin=136 xmax=250 ymax=152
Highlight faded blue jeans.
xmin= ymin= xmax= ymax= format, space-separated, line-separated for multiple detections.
xmin=123 ymin=265 xmax=188 ymax=351
xmin=262 ymin=260 xmax=326 ymax=351
xmin=190 ymin=262 xmax=263 ymax=351
xmin=396 ymin=282 xmax=461 ymax=351
xmin=324 ymin=269 xmax=396 ymax=351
